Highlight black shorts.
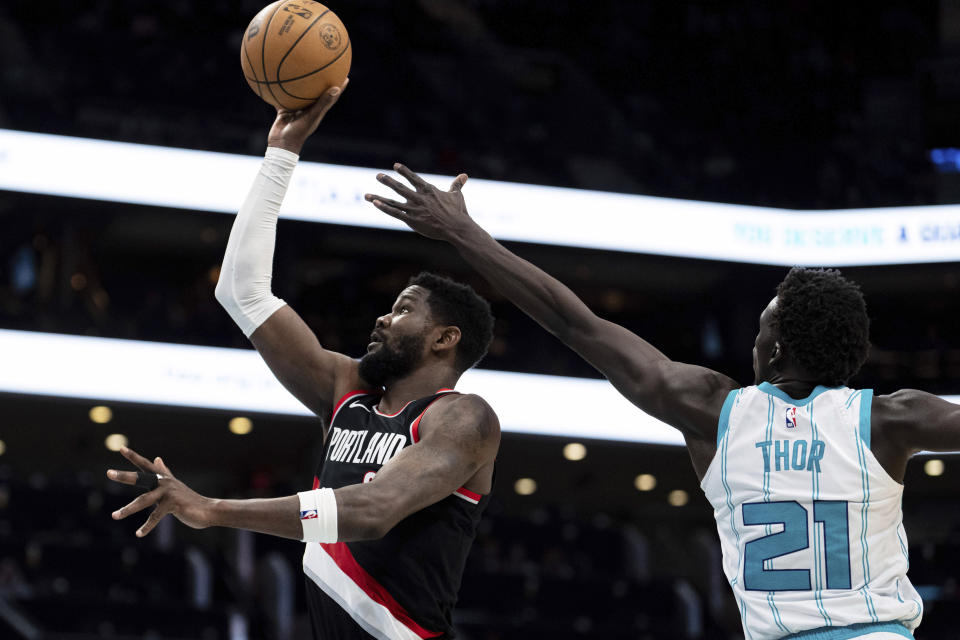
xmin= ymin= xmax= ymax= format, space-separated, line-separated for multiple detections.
xmin=305 ymin=577 xmax=377 ymax=640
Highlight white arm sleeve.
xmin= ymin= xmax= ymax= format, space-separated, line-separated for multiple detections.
xmin=214 ymin=146 xmax=298 ymax=337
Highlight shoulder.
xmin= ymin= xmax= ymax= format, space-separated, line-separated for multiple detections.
xmin=872 ymin=388 xmax=946 ymax=451
xmin=430 ymin=393 xmax=500 ymax=431
xmin=874 ymin=388 xmax=960 ymax=420
xmin=651 ymin=361 xmax=740 ymax=439
xmin=421 ymin=393 xmax=500 ymax=444
xmin=654 ymin=361 xmax=740 ymax=401
xmin=873 ymin=388 xmax=934 ymax=422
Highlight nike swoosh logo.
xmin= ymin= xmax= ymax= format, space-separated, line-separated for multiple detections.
xmin=348 ymin=400 xmax=371 ymax=412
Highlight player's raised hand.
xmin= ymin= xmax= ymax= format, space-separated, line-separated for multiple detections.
xmin=267 ymin=77 xmax=349 ymax=154
xmin=107 ymin=446 xmax=213 ymax=538
xmin=366 ymin=164 xmax=475 ymax=242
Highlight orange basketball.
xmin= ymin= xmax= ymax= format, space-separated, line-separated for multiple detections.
xmin=240 ymin=1 xmax=351 ymax=111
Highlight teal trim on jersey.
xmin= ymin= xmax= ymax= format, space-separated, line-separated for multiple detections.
xmin=858 ymin=389 xmax=874 ymax=448
xmin=896 ymin=547 xmax=923 ymax=623
xmin=904 ymin=599 xmax=923 ymax=623
xmin=844 ymin=389 xmax=862 ymax=410
xmin=716 ymin=388 xmax=741 ymax=447
xmin=853 ymin=418 xmax=880 ymax=623
xmin=896 ymin=524 xmax=909 ymax=564
xmin=720 ymin=427 xmax=743 ymax=578
xmin=720 ymin=428 xmax=740 ymax=542
xmin=757 ymin=382 xmax=842 ymax=406
xmin=758 ymin=395 xmax=791 ymax=634
xmin=763 ymin=395 xmax=774 ymax=506
xmin=810 ymin=403 xmax=833 ymax=626
xmin=769 ymin=591 xmax=790 ymax=634
xmin=894 ymin=516 xmax=924 ymax=623
xmin=782 ymin=621 xmax=913 ymax=639
xmin=739 ymin=596 xmax=755 ymax=640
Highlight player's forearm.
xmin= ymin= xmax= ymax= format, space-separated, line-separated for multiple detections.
xmin=267 ymin=138 xmax=307 ymax=155
xmin=214 ymin=148 xmax=296 ymax=337
xmin=449 ymin=223 xmax=598 ymax=343
xmin=206 ymin=495 xmax=303 ymax=540
xmin=196 ymin=490 xmax=387 ymax=543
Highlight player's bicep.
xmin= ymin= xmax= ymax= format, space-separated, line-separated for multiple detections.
xmin=881 ymin=390 xmax=960 ymax=454
xmin=249 ymin=305 xmax=362 ymax=418
xmin=646 ymin=361 xmax=740 ymax=441
xmin=366 ymin=396 xmax=499 ymax=519
xmin=367 ymin=441 xmax=476 ymax=516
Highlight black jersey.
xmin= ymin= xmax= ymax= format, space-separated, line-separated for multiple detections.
xmin=303 ymin=389 xmax=491 ymax=640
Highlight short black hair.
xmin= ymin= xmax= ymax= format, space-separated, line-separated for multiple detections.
xmin=773 ymin=267 xmax=870 ymax=386
xmin=408 ymin=272 xmax=494 ymax=373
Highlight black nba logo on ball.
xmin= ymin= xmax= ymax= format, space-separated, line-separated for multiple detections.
xmin=319 ymin=23 xmax=342 ymax=50
xmin=283 ymin=4 xmax=313 ymax=20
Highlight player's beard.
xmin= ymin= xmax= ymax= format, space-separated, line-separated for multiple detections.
xmin=358 ymin=332 xmax=427 ymax=388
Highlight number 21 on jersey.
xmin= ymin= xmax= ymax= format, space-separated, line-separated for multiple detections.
xmin=742 ymin=500 xmax=852 ymax=591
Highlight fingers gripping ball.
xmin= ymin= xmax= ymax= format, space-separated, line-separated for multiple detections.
xmin=241 ymin=1 xmax=352 ymax=110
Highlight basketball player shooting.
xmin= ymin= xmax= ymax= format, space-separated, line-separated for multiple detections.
xmin=107 ymin=87 xmax=501 ymax=640
xmin=367 ymin=166 xmax=960 ymax=640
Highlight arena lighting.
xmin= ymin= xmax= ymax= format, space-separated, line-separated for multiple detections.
xmin=228 ymin=417 xmax=254 ymax=435
xmin=1 ymin=329 xmax=958 ymax=446
xmin=930 ymin=148 xmax=960 ymax=173
xmin=668 ymin=490 xmax=689 ymax=507
xmin=104 ymin=434 xmax=128 ymax=452
xmin=924 ymin=459 xmax=945 ymax=477
xmin=89 ymin=405 xmax=113 ymax=424
xmin=562 ymin=442 xmax=588 ymax=461
xmin=2 ymin=129 xmax=960 ymax=267
xmin=514 ymin=478 xmax=537 ymax=496
xmin=634 ymin=474 xmax=657 ymax=492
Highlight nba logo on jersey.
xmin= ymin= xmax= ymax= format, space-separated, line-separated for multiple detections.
xmin=785 ymin=406 xmax=798 ymax=429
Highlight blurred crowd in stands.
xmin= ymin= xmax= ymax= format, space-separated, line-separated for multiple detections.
xmin=0 ymin=1 xmax=953 ymax=208
xmin=3 ymin=194 xmax=959 ymax=394
xmin=1 ymin=470 xmax=959 ymax=639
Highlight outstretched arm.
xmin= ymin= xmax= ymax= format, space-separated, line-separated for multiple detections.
xmin=366 ymin=166 xmax=737 ymax=443
xmin=215 ymin=81 xmax=364 ymax=421
xmin=108 ymin=395 xmax=499 ymax=540
xmin=875 ymin=390 xmax=960 ymax=455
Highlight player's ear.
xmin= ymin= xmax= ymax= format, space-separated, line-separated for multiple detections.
xmin=769 ymin=341 xmax=783 ymax=367
xmin=433 ymin=326 xmax=462 ymax=355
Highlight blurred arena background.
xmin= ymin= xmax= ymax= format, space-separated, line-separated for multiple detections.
xmin=1 ymin=1 xmax=959 ymax=639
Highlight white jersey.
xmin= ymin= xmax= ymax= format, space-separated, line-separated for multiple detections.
xmin=701 ymin=383 xmax=923 ymax=640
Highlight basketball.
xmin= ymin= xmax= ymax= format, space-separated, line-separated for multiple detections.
xmin=240 ymin=0 xmax=351 ymax=111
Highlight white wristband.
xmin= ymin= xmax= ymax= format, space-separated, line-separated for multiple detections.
xmin=297 ymin=488 xmax=338 ymax=543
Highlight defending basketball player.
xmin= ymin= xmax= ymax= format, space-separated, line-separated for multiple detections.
xmin=108 ymin=87 xmax=500 ymax=640
xmin=367 ymin=167 xmax=960 ymax=640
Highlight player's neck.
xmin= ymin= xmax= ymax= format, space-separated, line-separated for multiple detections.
xmin=379 ymin=367 xmax=459 ymax=414
xmin=765 ymin=370 xmax=825 ymax=399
